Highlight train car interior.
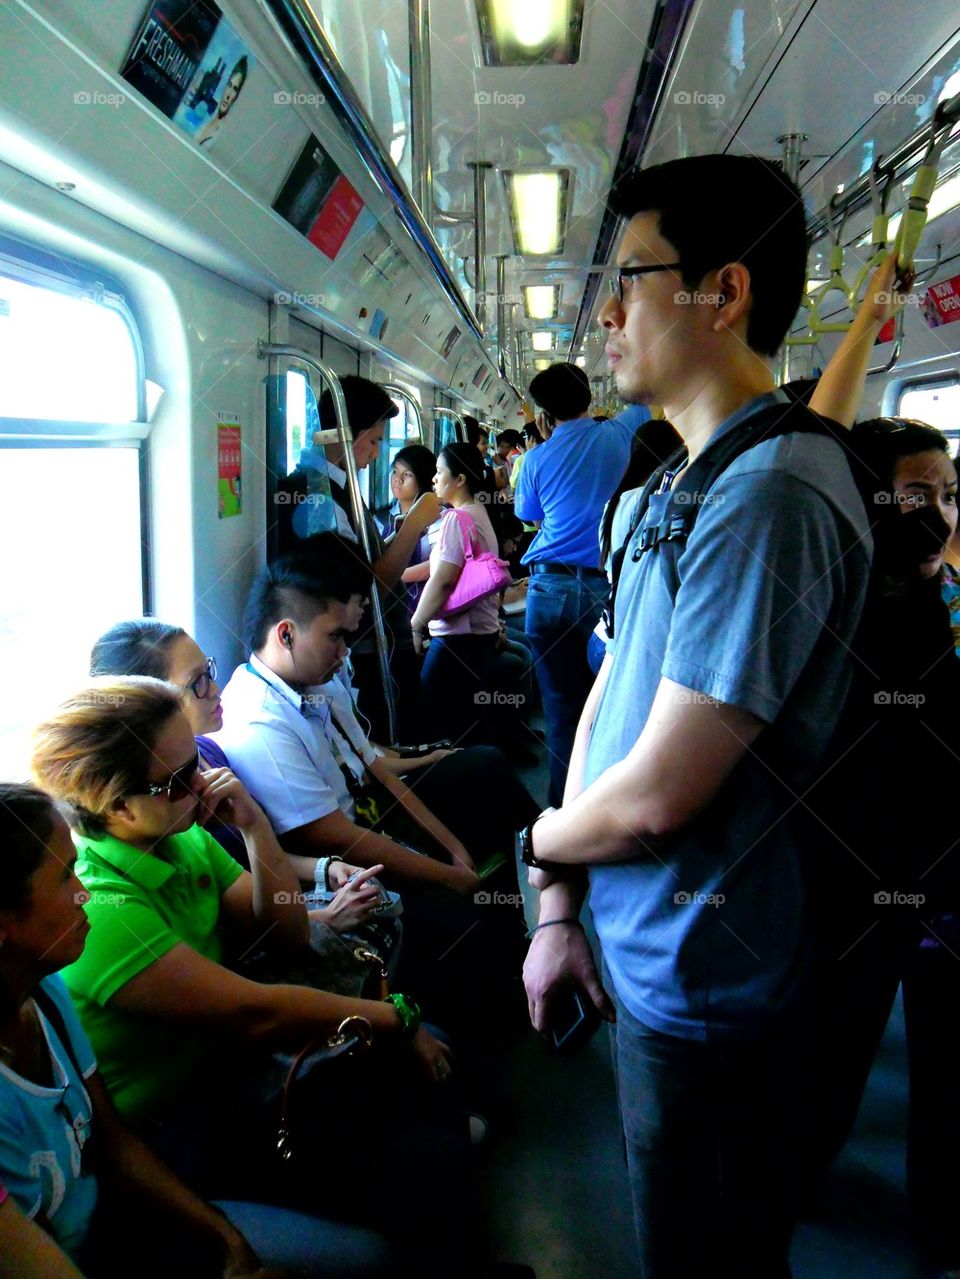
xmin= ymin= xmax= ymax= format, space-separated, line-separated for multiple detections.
xmin=0 ymin=1 xmax=959 ymax=1276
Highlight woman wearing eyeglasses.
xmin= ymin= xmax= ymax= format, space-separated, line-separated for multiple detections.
xmin=29 ymin=677 xmax=484 ymax=1273
xmin=89 ymin=622 xmax=382 ymax=941
xmin=0 ymin=782 xmax=394 ymax=1277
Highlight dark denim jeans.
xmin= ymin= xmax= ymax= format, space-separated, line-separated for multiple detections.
xmin=524 ymin=571 xmax=608 ymax=804
xmin=610 ymin=986 xmax=805 ymax=1279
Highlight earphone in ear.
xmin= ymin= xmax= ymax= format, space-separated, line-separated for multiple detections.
xmin=283 ymin=631 xmax=293 ymax=648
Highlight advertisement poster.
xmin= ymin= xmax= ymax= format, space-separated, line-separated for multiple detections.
xmin=217 ymin=416 xmax=242 ymax=518
xmin=121 ymin=0 xmax=254 ymax=149
xmin=921 ymin=273 xmax=960 ymax=329
xmin=273 ymin=136 xmax=364 ymax=260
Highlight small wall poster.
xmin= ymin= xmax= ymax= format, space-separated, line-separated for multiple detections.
xmin=217 ymin=415 xmax=242 ymax=518
xmin=273 ymin=136 xmax=364 ymax=260
xmin=922 ymin=273 xmax=960 ymax=329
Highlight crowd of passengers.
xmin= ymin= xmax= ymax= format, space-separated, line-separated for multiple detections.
xmin=1 ymin=152 xmax=960 ymax=1279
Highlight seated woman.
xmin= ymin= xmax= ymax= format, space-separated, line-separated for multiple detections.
xmin=29 ymin=678 xmax=483 ymax=1272
xmin=89 ymin=620 xmax=389 ymax=962
xmin=411 ymin=443 xmax=505 ymax=746
xmin=0 ymin=781 xmax=393 ymax=1277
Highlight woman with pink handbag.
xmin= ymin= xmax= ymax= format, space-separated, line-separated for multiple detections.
xmin=410 ymin=443 xmax=513 ymax=745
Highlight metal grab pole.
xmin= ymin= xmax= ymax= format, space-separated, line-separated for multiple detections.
xmin=469 ymin=162 xmax=491 ymax=332
xmin=258 ymin=342 xmax=398 ymax=745
xmin=408 ymin=0 xmax=432 ymax=223
xmin=382 ymin=384 xmax=424 ymax=439
xmin=434 ymin=406 xmax=467 ymax=443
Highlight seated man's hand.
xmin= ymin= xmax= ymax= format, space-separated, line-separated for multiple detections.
xmin=444 ymin=863 xmax=481 ymax=895
xmin=408 ymin=491 xmax=441 ymax=529
xmin=327 ymin=859 xmax=362 ymax=891
xmin=523 ymin=921 xmax=615 ymax=1035
xmin=312 ymin=864 xmax=385 ymax=933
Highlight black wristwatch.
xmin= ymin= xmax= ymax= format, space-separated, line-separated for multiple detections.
xmin=520 ymin=808 xmax=557 ymax=869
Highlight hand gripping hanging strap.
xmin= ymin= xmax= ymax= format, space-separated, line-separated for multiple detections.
xmin=604 ymin=400 xmax=852 ymax=639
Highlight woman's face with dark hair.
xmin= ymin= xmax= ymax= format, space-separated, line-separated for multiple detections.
xmin=893 ymin=449 xmax=958 ymax=579
xmin=433 ymin=454 xmax=466 ymax=506
xmin=0 ymin=810 xmax=89 ymax=974
xmin=165 ymin=633 xmax=222 ymax=736
xmin=391 ymin=458 xmax=420 ymax=505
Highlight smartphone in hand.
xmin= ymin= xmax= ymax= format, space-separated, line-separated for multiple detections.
xmin=549 ymin=989 xmax=603 ymax=1053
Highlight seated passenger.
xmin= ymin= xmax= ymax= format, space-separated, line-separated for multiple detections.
xmin=29 ymin=680 xmax=472 ymax=1264
xmin=0 ymin=782 xmax=392 ymax=1278
xmin=214 ymin=548 xmax=538 ymax=1026
xmin=411 ymin=443 xmax=505 ymax=747
xmin=88 ymin=619 xmax=384 ymax=952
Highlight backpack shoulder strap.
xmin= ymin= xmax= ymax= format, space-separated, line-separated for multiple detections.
xmin=33 ymin=985 xmax=88 ymax=1087
xmin=653 ymin=399 xmax=837 ymax=603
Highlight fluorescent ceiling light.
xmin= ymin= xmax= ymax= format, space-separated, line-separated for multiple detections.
xmin=531 ymin=330 xmax=554 ymax=350
xmin=476 ymin=0 xmax=584 ymax=66
xmin=575 ymin=356 xmax=586 ymax=367
xmin=506 ymin=170 xmax=569 ymax=255
xmin=534 ymin=357 xmax=551 ymax=371
xmin=524 ymin=285 xmax=559 ymax=319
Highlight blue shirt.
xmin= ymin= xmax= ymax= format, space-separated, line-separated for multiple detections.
xmin=515 ymin=410 xmax=642 ymax=566
xmin=0 ymin=976 xmax=98 ymax=1260
xmin=584 ymin=392 xmax=871 ymax=1041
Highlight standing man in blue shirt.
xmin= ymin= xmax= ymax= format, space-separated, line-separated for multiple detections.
xmin=514 ymin=364 xmax=642 ymax=804
xmin=521 ymin=155 xmax=872 ymax=1277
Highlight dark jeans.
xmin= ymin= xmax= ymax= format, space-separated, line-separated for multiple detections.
xmin=419 ymin=632 xmax=499 ymax=746
xmin=524 ymin=571 xmax=608 ymax=805
xmin=611 ymin=984 xmax=805 ymax=1278
xmin=800 ymin=919 xmax=960 ymax=1268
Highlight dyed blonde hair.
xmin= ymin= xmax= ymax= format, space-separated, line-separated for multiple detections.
xmin=31 ymin=677 xmax=183 ymax=837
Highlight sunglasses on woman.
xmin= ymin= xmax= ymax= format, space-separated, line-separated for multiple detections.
xmin=140 ymin=751 xmax=201 ymax=803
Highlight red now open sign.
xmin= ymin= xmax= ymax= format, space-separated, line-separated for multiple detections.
xmin=921 ymin=273 xmax=960 ymax=329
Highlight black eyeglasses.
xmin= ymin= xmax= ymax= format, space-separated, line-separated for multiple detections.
xmin=183 ymin=657 xmax=217 ymax=700
xmin=140 ymin=751 xmax=201 ymax=803
xmin=608 ymin=263 xmax=683 ymax=304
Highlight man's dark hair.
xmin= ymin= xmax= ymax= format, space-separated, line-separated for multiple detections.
xmin=393 ymin=443 xmax=437 ymax=497
xmin=462 ymin=415 xmax=484 ymax=448
xmin=528 ymin=363 xmax=592 ymax=423
xmin=90 ymin=619 xmax=185 ymax=679
xmin=319 ymin=375 xmax=399 ymax=434
xmin=523 ymin=422 xmax=543 ymax=445
xmin=609 ymin=156 xmax=808 ymax=357
xmin=244 ymin=539 xmax=372 ymax=651
xmin=497 ymin=429 xmax=523 ymax=449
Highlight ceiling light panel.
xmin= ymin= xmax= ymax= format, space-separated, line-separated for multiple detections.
xmin=531 ymin=330 xmax=555 ymax=350
xmin=505 ymin=170 xmax=569 ymax=256
xmin=524 ymin=285 xmax=559 ymax=319
xmin=475 ymin=0 xmax=584 ymax=67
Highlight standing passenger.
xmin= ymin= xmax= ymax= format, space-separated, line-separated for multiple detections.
xmin=521 ymin=154 xmax=872 ymax=1278
xmin=513 ymin=363 xmax=639 ymax=804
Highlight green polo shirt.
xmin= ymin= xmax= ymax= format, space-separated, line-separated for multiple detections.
xmin=60 ymin=825 xmax=243 ymax=1123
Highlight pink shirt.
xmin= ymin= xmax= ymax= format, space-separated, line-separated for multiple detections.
xmin=428 ymin=502 xmax=501 ymax=637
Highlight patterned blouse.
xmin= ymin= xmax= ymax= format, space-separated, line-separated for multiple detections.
xmin=942 ymin=561 xmax=960 ymax=657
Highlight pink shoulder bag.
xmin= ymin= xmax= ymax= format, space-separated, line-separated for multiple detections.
xmin=438 ymin=508 xmax=513 ymax=618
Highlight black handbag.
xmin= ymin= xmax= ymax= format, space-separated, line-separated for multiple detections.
xmin=275 ymin=1015 xmax=374 ymax=1166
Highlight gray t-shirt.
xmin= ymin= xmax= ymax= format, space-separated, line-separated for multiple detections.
xmin=585 ymin=392 xmax=871 ymax=1041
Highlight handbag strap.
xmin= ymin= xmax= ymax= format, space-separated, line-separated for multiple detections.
xmin=449 ymin=507 xmax=481 ymax=561
xmin=277 ymin=1016 xmax=373 ymax=1162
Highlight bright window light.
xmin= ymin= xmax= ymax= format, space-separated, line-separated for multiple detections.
xmin=507 ymin=171 xmax=567 ymax=255
xmin=0 ymin=447 xmax=143 ymax=777
xmin=898 ymin=380 xmax=960 ymax=443
xmin=524 ymin=285 xmax=559 ymax=319
xmin=531 ymin=330 xmax=554 ymax=351
xmin=0 ymin=274 xmax=138 ymax=421
xmin=886 ymin=169 xmax=960 ymax=244
xmin=534 ymin=357 xmax=551 ymax=371
xmin=939 ymin=68 xmax=960 ymax=104
xmin=478 ymin=0 xmax=583 ymax=65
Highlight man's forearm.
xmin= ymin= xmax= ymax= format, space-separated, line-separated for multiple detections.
xmin=564 ymin=653 xmax=611 ymax=804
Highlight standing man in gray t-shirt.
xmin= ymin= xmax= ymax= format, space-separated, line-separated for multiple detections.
xmin=521 ymin=155 xmax=871 ymax=1278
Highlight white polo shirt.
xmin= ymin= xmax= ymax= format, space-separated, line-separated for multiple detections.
xmin=214 ymin=655 xmax=378 ymax=834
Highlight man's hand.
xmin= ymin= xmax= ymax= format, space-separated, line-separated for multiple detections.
xmin=312 ymin=865 xmax=385 ymax=933
xmin=523 ymin=922 xmax=615 ymax=1035
xmin=443 ymin=863 xmax=481 ymax=895
xmin=408 ymin=491 xmax=441 ymax=530
xmin=863 ymin=250 xmax=914 ymax=326
xmin=411 ymin=623 xmax=429 ymax=656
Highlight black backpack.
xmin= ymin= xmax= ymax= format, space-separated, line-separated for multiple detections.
xmin=604 ymin=396 xmax=879 ymax=638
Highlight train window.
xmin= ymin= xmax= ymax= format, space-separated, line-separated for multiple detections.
xmin=0 ymin=271 xmax=140 ymax=422
xmin=896 ymin=378 xmax=960 ymax=455
xmin=0 ymin=447 xmax=144 ymax=776
xmin=0 ymin=255 xmax=147 ymax=776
